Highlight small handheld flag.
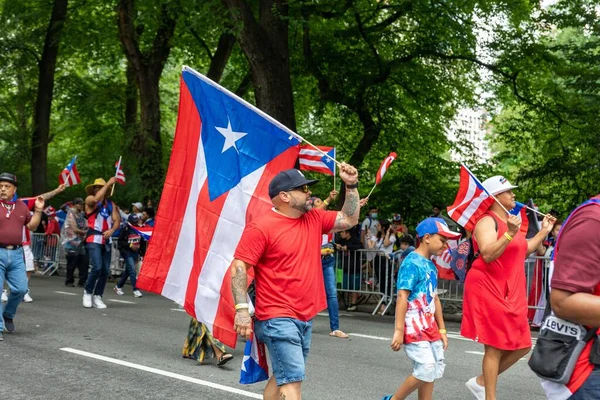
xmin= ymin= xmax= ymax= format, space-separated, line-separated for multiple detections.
xmin=298 ymin=145 xmax=336 ymax=176
xmin=509 ymin=201 xmax=530 ymax=237
xmin=367 ymin=152 xmax=397 ymax=198
xmin=447 ymin=165 xmax=495 ymax=231
xmin=375 ymin=152 xmax=397 ymax=185
xmin=58 ymin=156 xmax=81 ymax=187
xmin=115 ymin=157 xmax=126 ymax=185
xmin=240 ymin=337 xmax=269 ymax=384
xmin=128 ymin=223 xmax=153 ymax=241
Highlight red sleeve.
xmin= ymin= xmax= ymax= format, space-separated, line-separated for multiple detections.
xmin=234 ymin=222 xmax=267 ymax=266
xmin=310 ymin=207 xmax=338 ymax=234
xmin=552 ymin=206 xmax=600 ymax=293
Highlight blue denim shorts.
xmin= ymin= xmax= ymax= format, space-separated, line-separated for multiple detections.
xmin=254 ymin=318 xmax=313 ymax=386
xmin=403 ymin=340 xmax=445 ymax=382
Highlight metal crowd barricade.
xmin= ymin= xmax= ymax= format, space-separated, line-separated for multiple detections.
xmin=109 ymin=240 xmax=125 ymax=280
xmin=30 ymin=233 xmax=61 ymax=276
xmin=525 ymin=255 xmax=551 ymax=325
xmin=334 ymin=249 xmax=395 ymax=316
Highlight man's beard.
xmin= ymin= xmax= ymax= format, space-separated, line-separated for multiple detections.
xmin=291 ymin=197 xmax=312 ymax=213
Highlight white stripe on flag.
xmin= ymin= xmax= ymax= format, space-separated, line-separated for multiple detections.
xmin=299 ymin=159 xmax=327 ymax=168
xmin=457 ymin=191 xmax=488 ymax=227
xmin=162 ymin=137 xmax=208 ymax=305
xmin=448 ymin=175 xmax=477 ymax=216
xmin=195 ymin=165 xmax=265 ymax=333
xmin=62 ymin=172 xmax=70 ymax=186
xmin=68 ymin=170 xmax=77 ymax=185
xmin=299 ymin=149 xmax=325 ymax=157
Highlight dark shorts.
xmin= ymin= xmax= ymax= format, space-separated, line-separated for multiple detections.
xmin=342 ymin=273 xmax=361 ymax=291
xmin=254 ymin=318 xmax=313 ymax=386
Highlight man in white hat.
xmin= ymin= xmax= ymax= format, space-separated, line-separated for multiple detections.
xmin=82 ymin=177 xmax=120 ymax=309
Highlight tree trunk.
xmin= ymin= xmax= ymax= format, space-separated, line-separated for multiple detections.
xmin=117 ymin=0 xmax=179 ymax=199
xmin=124 ymin=61 xmax=138 ymax=136
xmin=31 ymin=0 xmax=68 ymax=194
xmin=222 ymin=0 xmax=296 ymax=131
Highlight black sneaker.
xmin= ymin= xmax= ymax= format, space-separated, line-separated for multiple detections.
xmin=3 ymin=315 xmax=15 ymax=333
xmin=65 ymin=283 xmax=75 ymax=287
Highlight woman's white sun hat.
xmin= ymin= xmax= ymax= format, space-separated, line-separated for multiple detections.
xmin=482 ymin=175 xmax=518 ymax=195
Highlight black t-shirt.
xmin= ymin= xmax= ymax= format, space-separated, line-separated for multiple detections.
xmin=336 ymin=235 xmax=364 ymax=273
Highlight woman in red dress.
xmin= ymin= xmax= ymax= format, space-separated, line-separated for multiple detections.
xmin=461 ymin=175 xmax=556 ymax=400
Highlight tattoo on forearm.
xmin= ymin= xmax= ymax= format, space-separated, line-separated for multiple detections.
xmin=231 ymin=263 xmax=248 ymax=304
xmin=334 ymin=189 xmax=359 ymax=229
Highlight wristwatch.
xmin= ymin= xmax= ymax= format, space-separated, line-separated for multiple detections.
xmin=346 ymin=182 xmax=359 ymax=189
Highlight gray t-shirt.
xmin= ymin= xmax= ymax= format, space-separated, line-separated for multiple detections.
xmin=361 ymin=217 xmax=380 ymax=239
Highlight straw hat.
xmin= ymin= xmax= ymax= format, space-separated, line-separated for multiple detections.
xmin=85 ymin=178 xmax=107 ymax=195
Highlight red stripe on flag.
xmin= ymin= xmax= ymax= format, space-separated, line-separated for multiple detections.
xmin=137 ymin=78 xmax=201 ymax=294
xmin=211 ymin=146 xmax=300 ymax=348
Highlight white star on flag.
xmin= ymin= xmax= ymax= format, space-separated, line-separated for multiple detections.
xmin=241 ymin=355 xmax=250 ymax=372
xmin=215 ymin=117 xmax=248 ymax=153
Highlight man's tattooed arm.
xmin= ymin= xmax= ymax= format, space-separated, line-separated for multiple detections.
xmin=231 ymin=260 xmax=249 ymax=306
xmin=331 ymin=188 xmax=360 ymax=232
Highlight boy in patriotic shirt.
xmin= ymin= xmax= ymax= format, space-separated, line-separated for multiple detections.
xmin=382 ymin=217 xmax=460 ymax=400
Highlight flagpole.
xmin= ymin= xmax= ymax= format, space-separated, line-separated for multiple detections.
xmin=524 ymin=204 xmax=547 ymax=217
xmin=462 ymin=164 xmax=510 ymax=214
xmin=366 ymin=183 xmax=377 ymax=198
xmin=333 ymin=147 xmax=337 ymax=190
xmin=110 ymin=156 xmax=122 ymax=197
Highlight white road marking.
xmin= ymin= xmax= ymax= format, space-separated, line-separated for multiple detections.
xmin=466 ymin=351 xmax=485 ymax=355
xmin=108 ymin=299 xmax=136 ymax=304
xmin=349 ymin=333 xmax=389 ymax=341
xmin=54 ymin=291 xmax=77 ymax=296
xmin=60 ymin=348 xmax=262 ymax=399
xmin=317 ymin=312 xmax=354 ymax=318
xmin=170 ymin=308 xmax=186 ymax=312
xmin=350 ymin=331 xmax=536 ymax=345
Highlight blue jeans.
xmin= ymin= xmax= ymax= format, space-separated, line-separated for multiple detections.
xmin=322 ymin=256 xmax=339 ymax=332
xmin=117 ymin=254 xmax=138 ymax=290
xmin=0 ymin=248 xmax=28 ymax=331
xmin=570 ymin=366 xmax=600 ymax=399
xmin=255 ymin=318 xmax=313 ymax=386
xmin=85 ymin=243 xmax=111 ymax=296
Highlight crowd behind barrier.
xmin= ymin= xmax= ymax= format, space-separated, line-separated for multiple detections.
xmin=31 ymin=233 xmax=127 ymax=279
xmin=334 ymin=249 xmax=551 ymax=317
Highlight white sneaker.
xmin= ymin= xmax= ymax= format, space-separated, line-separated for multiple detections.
xmin=1 ymin=290 xmax=7 ymax=303
xmin=92 ymin=295 xmax=107 ymax=309
xmin=114 ymin=286 xmax=124 ymax=296
xmin=83 ymin=291 xmax=93 ymax=308
xmin=466 ymin=377 xmax=485 ymax=400
xmin=133 ymin=290 xmax=142 ymax=298
xmin=23 ymin=290 xmax=33 ymax=303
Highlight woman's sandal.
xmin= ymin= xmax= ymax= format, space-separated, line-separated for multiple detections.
xmin=217 ymin=353 xmax=234 ymax=366
xmin=329 ymin=330 xmax=349 ymax=339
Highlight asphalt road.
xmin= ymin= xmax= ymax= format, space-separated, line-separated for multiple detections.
xmin=0 ymin=276 xmax=546 ymax=400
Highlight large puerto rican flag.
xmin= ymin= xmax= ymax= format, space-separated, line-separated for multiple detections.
xmin=298 ymin=145 xmax=335 ymax=176
xmin=447 ymin=164 xmax=494 ymax=231
xmin=136 ymin=66 xmax=301 ymax=348
xmin=375 ymin=152 xmax=397 ymax=185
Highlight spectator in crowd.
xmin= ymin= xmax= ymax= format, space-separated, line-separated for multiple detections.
xmin=314 ymin=192 xmax=349 ymax=338
xmin=382 ymin=217 xmax=457 ymax=400
xmin=392 ymin=213 xmax=409 ymax=237
xmin=231 ymin=165 xmax=360 ymax=400
xmin=132 ymin=202 xmax=144 ymax=219
xmin=461 ymin=175 xmax=555 ymax=400
xmin=0 ymin=172 xmax=44 ymax=341
xmin=335 ymin=229 xmax=364 ymax=311
xmin=61 ymin=198 xmax=88 ymax=288
xmin=394 ymin=235 xmax=416 ymax=264
xmin=368 ymin=222 xmax=397 ymax=315
xmin=56 ymin=202 xmax=70 ymax=229
xmin=543 ymin=195 xmax=600 ymax=399
xmin=142 ymin=207 xmax=155 ymax=227
xmin=83 ymin=177 xmax=120 ymax=309
xmin=361 ymin=205 xmax=380 ymax=247
xmin=114 ymin=214 xmax=143 ymax=298
xmin=182 ymin=318 xmax=233 ymax=366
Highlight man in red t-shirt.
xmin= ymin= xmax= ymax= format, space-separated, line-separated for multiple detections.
xmin=231 ymin=163 xmax=360 ymax=400
xmin=542 ymin=195 xmax=600 ymax=399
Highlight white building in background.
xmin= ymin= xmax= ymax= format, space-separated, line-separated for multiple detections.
xmin=447 ymin=108 xmax=493 ymax=163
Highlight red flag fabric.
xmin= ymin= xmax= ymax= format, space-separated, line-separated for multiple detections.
xmin=58 ymin=157 xmax=81 ymax=187
xmin=114 ymin=160 xmax=126 ymax=185
xmin=447 ymin=165 xmax=494 ymax=231
xmin=375 ymin=152 xmax=397 ymax=185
